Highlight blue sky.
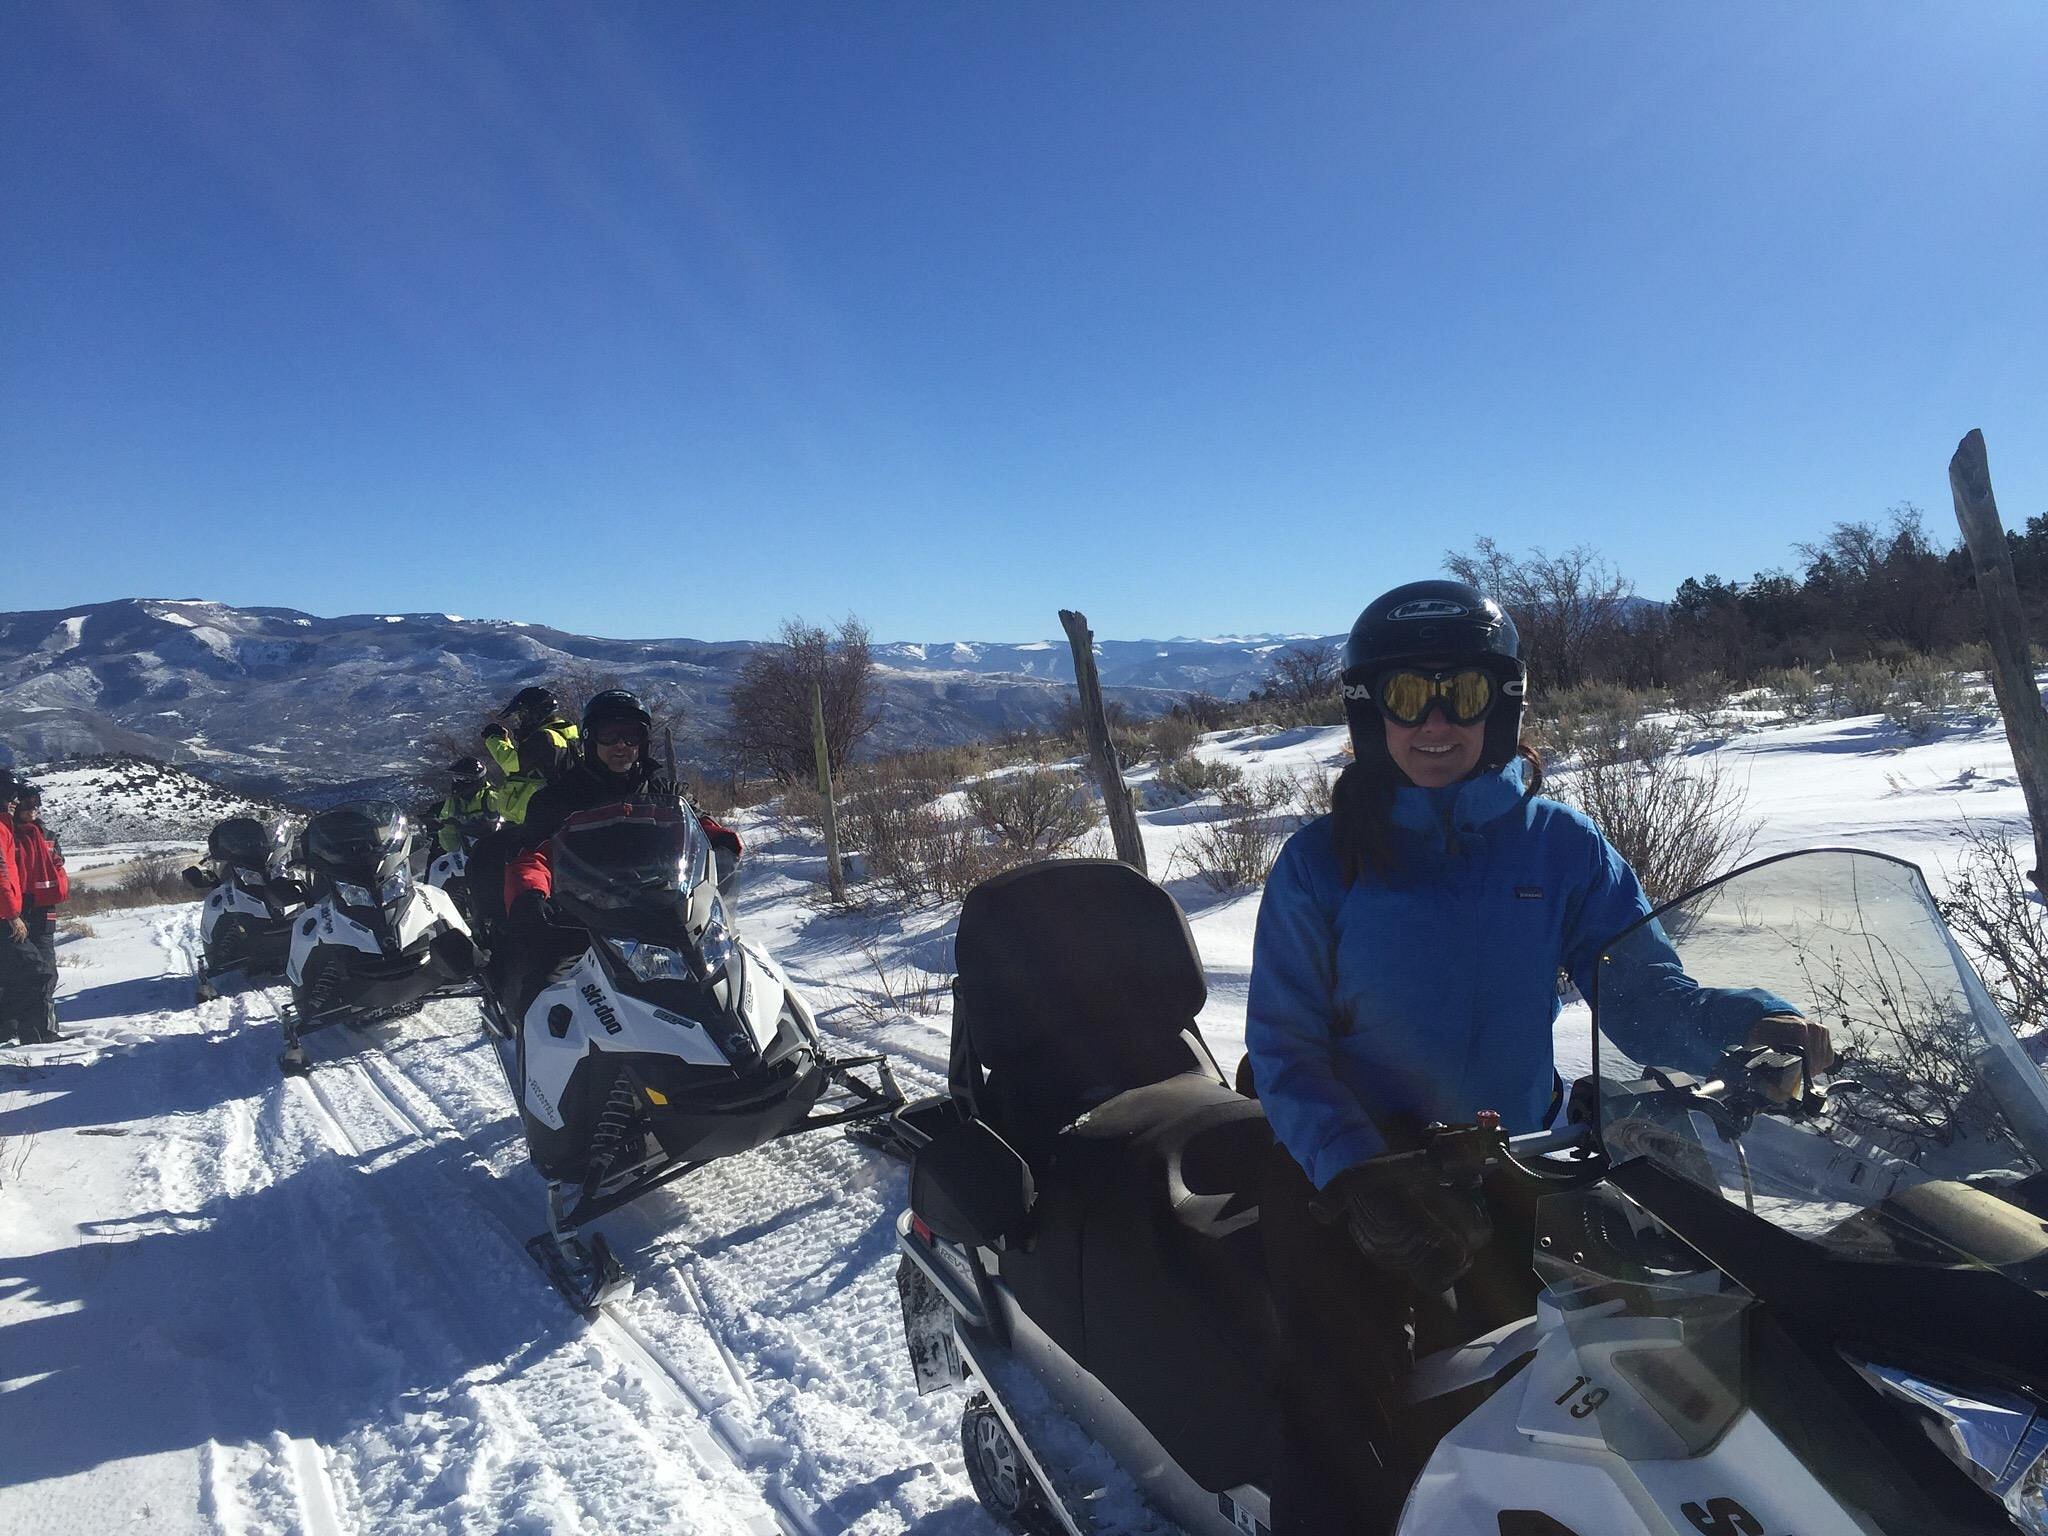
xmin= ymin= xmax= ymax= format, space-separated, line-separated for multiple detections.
xmin=4 ymin=2 xmax=2044 ymax=643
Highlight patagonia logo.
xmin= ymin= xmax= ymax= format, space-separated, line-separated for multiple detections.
xmin=1516 ymin=885 xmax=1545 ymax=900
xmin=1389 ymin=598 xmax=1469 ymax=621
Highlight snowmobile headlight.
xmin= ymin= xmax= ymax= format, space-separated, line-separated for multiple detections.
xmin=334 ymin=879 xmax=375 ymax=909
xmin=700 ymin=901 xmax=734 ymax=978
xmin=1846 ymin=1353 xmax=2048 ymax=1529
xmin=610 ymin=938 xmax=695 ymax=984
xmin=377 ymin=867 xmax=412 ymax=906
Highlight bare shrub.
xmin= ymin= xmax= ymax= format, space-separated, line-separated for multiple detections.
xmin=1938 ymin=821 xmax=2048 ymax=1039
xmin=1147 ymin=711 xmax=1200 ymax=763
xmin=1820 ymin=660 xmax=1893 ymax=717
xmin=1290 ymin=764 xmax=1336 ymax=818
xmin=1554 ymin=748 xmax=1756 ymax=908
xmin=840 ymin=767 xmax=1018 ymax=902
xmin=841 ymin=937 xmax=952 ymax=1024
xmin=1157 ymin=754 xmax=1245 ymax=800
xmin=1669 ymin=669 xmax=1730 ymax=734
xmin=1262 ymin=642 xmax=1340 ymax=707
xmin=1173 ymin=774 xmax=1296 ymax=892
xmin=965 ymin=768 xmax=1101 ymax=855
xmin=1759 ymin=667 xmax=1817 ymax=717
xmin=68 ymin=855 xmax=203 ymax=916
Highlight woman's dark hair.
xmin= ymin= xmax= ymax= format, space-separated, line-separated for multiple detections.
xmin=1330 ymin=740 xmax=1544 ymax=885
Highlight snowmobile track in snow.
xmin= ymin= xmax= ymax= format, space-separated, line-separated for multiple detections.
xmin=254 ymin=989 xmax=813 ymax=1536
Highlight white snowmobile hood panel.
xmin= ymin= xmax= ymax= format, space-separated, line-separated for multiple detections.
xmin=519 ymin=950 xmax=741 ymax=1131
xmin=427 ymin=848 xmax=467 ymax=888
xmin=284 ymin=885 xmax=469 ymax=986
xmin=201 ymin=880 xmax=275 ymax=944
xmin=1399 ymin=1304 xmax=1878 ymax=1536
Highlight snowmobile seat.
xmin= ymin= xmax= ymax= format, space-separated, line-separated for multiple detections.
xmin=1025 ymin=1069 xmax=1282 ymax=1493
xmin=950 ymin=860 xmax=1224 ymax=1168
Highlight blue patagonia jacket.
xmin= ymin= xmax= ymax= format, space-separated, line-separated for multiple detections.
xmin=1247 ymin=759 xmax=1786 ymax=1189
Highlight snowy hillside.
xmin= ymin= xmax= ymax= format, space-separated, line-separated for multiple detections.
xmin=25 ymin=754 xmax=297 ymax=852
xmin=0 ymin=599 xmax=1327 ymax=798
xmin=0 ymin=707 xmax=2036 ymax=1533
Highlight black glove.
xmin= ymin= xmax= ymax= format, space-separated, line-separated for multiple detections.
xmin=507 ymin=890 xmax=551 ymax=939
xmin=1324 ymin=1168 xmax=1493 ymax=1295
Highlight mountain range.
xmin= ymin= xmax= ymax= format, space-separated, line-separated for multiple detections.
xmin=0 ymin=598 xmax=1337 ymax=800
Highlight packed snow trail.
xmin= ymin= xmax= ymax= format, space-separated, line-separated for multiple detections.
xmin=0 ymin=898 xmax=999 ymax=1535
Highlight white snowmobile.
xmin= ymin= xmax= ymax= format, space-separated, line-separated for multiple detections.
xmin=482 ymin=801 xmax=905 ymax=1312
xmin=185 ymin=815 xmax=304 ymax=1002
xmin=897 ymin=851 xmax=2048 ymax=1536
xmin=425 ymin=809 xmax=503 ymax=928
xmin=278 ymin=801 xmax=480 ymax=1075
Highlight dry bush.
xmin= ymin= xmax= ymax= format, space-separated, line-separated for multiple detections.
xmin=840 ymin=766 xmax=1019 ymax=903
xmin=1938 ymin=821 xmax=2048 ymax=1039
xmin=1821 ymin=659 xmax=1894 ymax=717
xmin=1147 ymin=711 xmax=1200 ymax=763
xmin=841 ymin=937 xmax=952 ymax=1025
xmin=1759 ymin=668 xmax=1818 ymax=717
xmin=1290 ymin=764 xmax=1337 ymax=819
xmin=716 ymin=616 xmax=879 ymax=783
xmin=1157 ymin=754 xmax=1245 ymax=800
xmin=965 ymin=768 xmax=1101 ymax=855
xmin=1172 ymin=774 xmax=1296 ymax=892
xmin=67 ymin=855 xmax=203 ymax=916
xmin=1669 ymin=669 xmax=1730 ymax=733
xmin=1532 ymin=683 xmax=1656 ymax=769
xmin=1554 ymin=747 xmax=1756 ymax=908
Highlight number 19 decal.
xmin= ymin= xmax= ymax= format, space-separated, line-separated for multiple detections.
xmin=1551 ymin=1375 xmax=1610 ymax=1420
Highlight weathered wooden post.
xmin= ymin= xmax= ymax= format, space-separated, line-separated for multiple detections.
xmin=1058 ymin=609 xmax=1147 ymax=874
xmin=811 ymin=682 xmax=847 ymax=902
xmin=1950 ymin=429 xmax=2048 ymax=892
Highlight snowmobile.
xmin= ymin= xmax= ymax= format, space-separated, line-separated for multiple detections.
xmin=185 ymin=815 xmax=304 ymax=1001
xmin=425 ymin=809 xmax=504 ymax=928
xmin=896 ymin=852 xmax=2048 ymax=1536
xmin=481 ymin=801 xmax=905 ymax=1311
xmin=278 ymin=801 xmax=480 ymax=1075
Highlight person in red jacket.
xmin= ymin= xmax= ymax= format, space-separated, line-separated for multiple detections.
xmin=0 ymin=773 xmax=58 ymax=1045
xmin=495 ymin=691 xmax=741 ymax=1015
xmin=14 ymin=783 xmax=66 ymax=1039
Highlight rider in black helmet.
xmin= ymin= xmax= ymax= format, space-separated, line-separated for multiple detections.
xmin=482 ymin=685 xmax=579 ymax=819
xmin=435 ymin=755 xmax=497 ymax=853
xmin=494 ymin=689 xmax=742 ymax=1005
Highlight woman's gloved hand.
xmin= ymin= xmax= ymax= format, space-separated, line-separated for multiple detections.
xmin=1322 ymin=1168 xmax=1493 ymax=1295
xmin=1746 ymin=1011 xmax=1835 ymax=1102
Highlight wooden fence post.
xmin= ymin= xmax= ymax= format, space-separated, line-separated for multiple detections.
xmin=1950 ymin=428 xmax=2048 ymax=892
xmin=1058 ymin=609 xmax=1147 ymax=874
xmin=811 ymin=682 xmax=847 ymax=902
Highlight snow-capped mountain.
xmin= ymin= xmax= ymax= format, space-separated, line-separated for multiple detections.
xmin=30 ymin=753 xmax=298 ymax=849
xmin=0 ymin=598 xmax=1338 ymax=797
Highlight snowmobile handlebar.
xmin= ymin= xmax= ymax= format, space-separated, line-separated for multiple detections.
xmin=1337 ymin=1116 xmax=1608 ymax=1204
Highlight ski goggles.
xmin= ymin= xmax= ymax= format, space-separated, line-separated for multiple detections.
xmin=590 ymin=721 xmax=648 ymax=747
xmin=1347 ymin=666 xmax=1506 ymax=727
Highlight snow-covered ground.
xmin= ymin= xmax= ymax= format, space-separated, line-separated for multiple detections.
xmin=0 ymin=707 xmax=2032 ymax=1533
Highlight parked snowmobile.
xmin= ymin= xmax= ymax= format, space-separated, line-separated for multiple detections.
xmin=185 ymin=816 xmax=303 ymax=1001
xmin=426 ymin=809 xmax=503 ymax=927
xmin=278 ymin=801 xmax=479 ymax=1075
xmin=483 ymin=801 xmax=905 ymax=1311
xmin=897 ymin=852 xmax=2048 ymax=1536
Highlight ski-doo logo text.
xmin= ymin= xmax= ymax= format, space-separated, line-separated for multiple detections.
xmin=580 ymin=983 xmax=623 ymax=1035
xmin=1389 ymin=598 xmax=1469 ymax=621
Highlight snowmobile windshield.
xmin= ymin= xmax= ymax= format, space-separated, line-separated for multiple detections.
xmin=549 ymin=803 xmax=712 ymax=936
xmin=1590 ymin=849 xmax=2048 ymax=1294
xmin=304 ymin=801 xmax=411 ymax=883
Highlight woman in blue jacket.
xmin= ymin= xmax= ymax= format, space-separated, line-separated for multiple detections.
xmin=1247 ymin=579 xmax=1828 ymax=1532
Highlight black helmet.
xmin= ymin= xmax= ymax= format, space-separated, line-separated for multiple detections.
xmin=304 ymin=801 xmax=411 ymax=878
xmin=448 ymin=755 xmax=489 ymax=788
xmin=1340 ymin=580 xmax=1527 ymax=774
xmin=208 ymin=815 xmax=289 ymax=869
xmin=500 ymin=685 xmax=558 ymax=723
xmin=0 ymin=770 xmax=17 ymax=803
xmin=582 ymin=689 xmax=652 ymax=761
xmin=13 ymin=781 xmax=38 ymax=808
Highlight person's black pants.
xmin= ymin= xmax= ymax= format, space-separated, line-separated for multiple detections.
xmin=24 ymin=908 xmax=57 ymax=1030
xmin=1261 ymin=1141 xmax=1543 ymax=1535
xmin=0 ymin=924 xmax=57 ymax=1043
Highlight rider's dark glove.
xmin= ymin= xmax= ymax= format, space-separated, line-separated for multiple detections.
xmin=1325 ymin=1168 xmax=1493 ymax=1295
xmin=508 ymin=890 xmax=551 ymax=939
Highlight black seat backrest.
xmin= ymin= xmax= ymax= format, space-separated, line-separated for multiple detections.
xmin=950 ymin=859 xmax=1218 ymax=1157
